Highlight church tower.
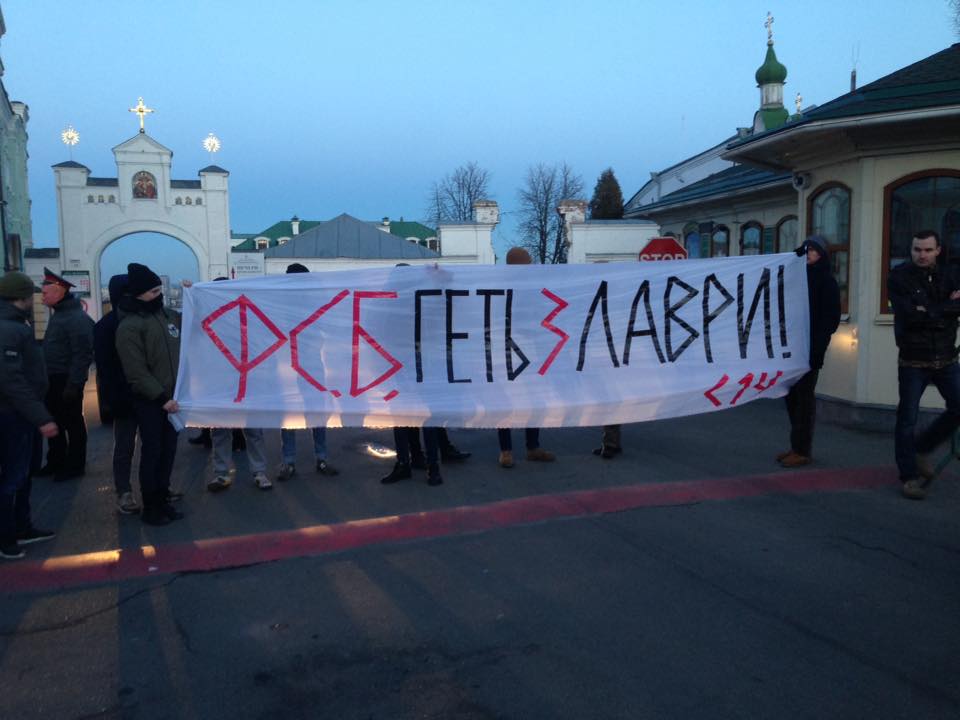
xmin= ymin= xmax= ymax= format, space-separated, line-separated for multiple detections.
xmin=753 ymin=12 xmax=789 ymax=133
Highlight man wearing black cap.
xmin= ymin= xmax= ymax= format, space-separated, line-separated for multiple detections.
xmin=115 ymin=263 xmax=184 ymax=525
xmin=0 ymin=271 xmax=58 ymax=559
xmin=776 ymin=236 xmax=841 ymax=469
xmin=275 ymin=262 xmax=339 ymax=482
xmin=37 ymin=267 xmax=94 ymax=481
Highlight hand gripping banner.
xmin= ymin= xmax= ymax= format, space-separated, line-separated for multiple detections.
xmin=173 ymin=255 xmax=810 ymax=429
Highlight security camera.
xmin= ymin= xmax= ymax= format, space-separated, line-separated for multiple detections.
xmin=792 ymin=172 xmax=811 ymax=190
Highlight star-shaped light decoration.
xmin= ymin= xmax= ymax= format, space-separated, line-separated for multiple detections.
xmin=61 ymin=125 xmax=80 ymax=147
xmin=203 ymin=133 xmax=221 ymax=155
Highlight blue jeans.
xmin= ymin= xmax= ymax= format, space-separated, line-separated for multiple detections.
xmin=0 ymin=411 xmax=39 ymax=542
xmin=895 ymin=363 xmax=960 ymax=480
xmin=280 ymin=427 xmax=327 ymax=465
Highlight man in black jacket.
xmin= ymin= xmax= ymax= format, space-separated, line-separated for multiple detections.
xmin=37 ymin=267 xmax=94 ymax=480
xmin=0 ymin=272 xmax=58 ymax=559
xmin=887 ymin=229 xmax=960 ymax=500
xmin=94 ymin=274 xmax=141 ymax=514
xmin=777 ymin=236 xmax=841 ymax=468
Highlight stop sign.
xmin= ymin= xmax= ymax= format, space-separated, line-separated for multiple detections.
xmin=639 ymin=237 xmax=687 ymax=261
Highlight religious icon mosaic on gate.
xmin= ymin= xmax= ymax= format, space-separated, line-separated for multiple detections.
xmin=132 ymin=170 xmax=157 ymax=199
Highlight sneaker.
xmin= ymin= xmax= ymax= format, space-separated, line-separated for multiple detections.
xmin=276 ymin=463 xmax=296 ymax=482
xmin=592 ymin=445 xmax=622 ymax=459
xmin=141 ymin=506 xmax=175 ymax=526
xmin=1 ymin=541 xmax=25 ymax=559
xmin=916 ymin=453 xmax=936 ymax=482
xmin=498 ymin=450 xmax=514 ymax=468
xmin=381 ymin=461 xmax=412 ymax=484
xmin=116 ymin=491 xmax=141 ymax=515
xmin=316 ymin=459 xmax=339 ymax=476
xmin=254 ymin=472 xmax=273 ymax=490
xmin=902 ymin=478 xmax=928 ymax=500
xmin=427 ymin=463 xmax=444 ymax=486
xmin=779 ymin=452 xmax=811 ymax=468
xmin=207 ymin=474 xmax=233 ymax=493
xmin=17 ymin=527 xmax=55 ymax=545
xmin=775 ymin=450 xmax=793 ymax=462
xmin=526 ymin=447 xmax=556 ymax=462
xmin=440 ymin=446 xmax=471 ymax=462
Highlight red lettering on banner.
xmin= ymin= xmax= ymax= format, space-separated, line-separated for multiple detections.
xmin=201 ymin=294 xmax=287 ymax=402
xmin=351 ymin=291 xmax=403 ymax=398
xmin=289 ymin=290 xmax=349 ymax=395
xmin=704 ymin=374 xmax=729 ymax=407
xmin=730 ymin=372 xmax=755 ymax=405
xmin=754 ymin=371 xmax=783 ymax=392
xmin=538 ymin=288 xmax=570 ymax=376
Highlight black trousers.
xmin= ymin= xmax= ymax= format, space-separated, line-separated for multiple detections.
xmin=785 ymin=369 xmax=819 ymax=457
xmin=133 ymin=400 xmax=179 ymax=509
xmin=45 ymin=373 xmax=87 ymax=474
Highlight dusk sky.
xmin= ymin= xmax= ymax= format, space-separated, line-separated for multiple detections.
xmin=4 ymin=1 xmax=958 ymax=280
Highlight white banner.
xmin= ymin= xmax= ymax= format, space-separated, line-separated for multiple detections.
xmin=174 ymin=255 xmax=810 ymax=428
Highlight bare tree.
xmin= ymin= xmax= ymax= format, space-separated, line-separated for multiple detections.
xmin=517 ymin=162 xmax=584 ymax=264
xmin=425 ymin=161 xmax=492 ymax=227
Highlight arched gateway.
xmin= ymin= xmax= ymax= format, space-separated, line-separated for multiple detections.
xmin=53 ymin=131 xmax=231 ymax=320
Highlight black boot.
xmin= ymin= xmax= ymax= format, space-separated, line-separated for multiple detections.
xmin=380 ymin=462 xmax=412 ymax=485
xmin=427 ymin=463 xmax=443 ymax=486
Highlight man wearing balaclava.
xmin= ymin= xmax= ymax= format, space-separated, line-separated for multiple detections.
xmin=115 ymin=263 xmax=185 ymax=526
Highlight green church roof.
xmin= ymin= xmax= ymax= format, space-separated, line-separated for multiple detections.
xmin=755 ymin=44 xmax=787 ymax=86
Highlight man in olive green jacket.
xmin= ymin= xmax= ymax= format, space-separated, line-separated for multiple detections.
xmin=115 ymin=263 xmax=184 ymax=526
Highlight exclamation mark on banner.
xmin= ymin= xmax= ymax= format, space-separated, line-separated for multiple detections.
xmin=777 ymin=264 xmax=791 ymax=358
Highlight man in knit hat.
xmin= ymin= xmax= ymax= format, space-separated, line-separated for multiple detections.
xmin=36 ymin=267 xmax=94 ymax=481
xmin=115 ymin=263 xmax=185 ymax=525
xmin=0 ymin=271 xmax=58 ymax=559
xmin=275 ymin=262 xmax=339 ymax=482
xmin=496 ymin=248 xmax=555 ymax=468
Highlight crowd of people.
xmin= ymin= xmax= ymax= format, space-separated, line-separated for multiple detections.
xmin=0 ymin=232 xmax=954 ymax=559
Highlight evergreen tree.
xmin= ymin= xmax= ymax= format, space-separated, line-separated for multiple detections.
xmin=588 ymin=168 xmax=624 ymax=220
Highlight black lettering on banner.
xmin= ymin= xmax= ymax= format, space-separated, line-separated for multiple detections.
xmin=414 ymin=289 xmax=442 ymax=382
xmin=577 ymin=281 xmax=621 ymax=371
xmin=622 ymin=280 xmax=665 ymax=365
xmin=445 ymin=289 xmax=471 ymax=383
xmin=736 ymin=269 xmax=774 ymax=360
xmin=664 ymin=276 xmax=700 ymax=362
xmin=476 ymin=289 xmax=505 ymax=382
xmin=504 ymin=289 xmax=530 ymax=381
xmin=702 ymin=273 xmax=734 ymax=363
xmin=777 ymin=264 xmax=791 ymax=358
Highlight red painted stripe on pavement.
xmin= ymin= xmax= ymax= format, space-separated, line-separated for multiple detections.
xmin=1 ymin=465 xmax=897 ymax=594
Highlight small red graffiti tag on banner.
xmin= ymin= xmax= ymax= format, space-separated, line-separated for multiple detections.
xmin=351 ymin=291 xmax=403 ymax=398
xmin=538 ymin=288 xmax=569 ymax=376
xmin=289 ymin=289 xmax=349 ymax=396
xmin=201 ymin=294 xmax=287 ymax=402
xmin=703 ymin=370 xmax=784 ymax=408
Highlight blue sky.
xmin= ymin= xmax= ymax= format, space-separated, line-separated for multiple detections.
xmin=3 ymin=0 xmax=957 ymax=280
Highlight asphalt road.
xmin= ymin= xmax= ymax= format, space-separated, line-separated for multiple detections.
xmin=1 ymin=396 xmax=958 ymax=720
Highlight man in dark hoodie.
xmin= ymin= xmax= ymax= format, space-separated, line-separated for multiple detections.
xmin=115 ymin=263 xmax=184 ymax=526
xmin=777 ymin=236 xmax=841 ymax=468
xmin=887 ymin=229 xmax=960 ymax=500
xmin=0 ymin=271 xmax=58 ymax=559
xmin=37 ymin=267 xmax=95 ymax=481
xmin=94 ymin=274 xmax=141 ymax=514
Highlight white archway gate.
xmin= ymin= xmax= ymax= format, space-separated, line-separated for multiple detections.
xmin=53 ymin=131 xmax=230 ymax=319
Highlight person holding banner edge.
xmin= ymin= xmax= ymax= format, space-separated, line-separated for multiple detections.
xmin=887 ymin=229 xmax=960 ymax=500
xmin=777 ymin=236 xmax=841 ymax=468
xmin=497 ymin=247 xmax=555 ymax=469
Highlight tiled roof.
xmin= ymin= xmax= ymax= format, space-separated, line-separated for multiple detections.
xmin=384 ymin=220 xmax=436 ymax=242
xmin=633 ymin=164 xmax=791 ymax=213
xmin=263 ymin=213 xmax=440 ymax=260
xmin=199 ymin=165 xmax=228 ymax=174
xmin=52 ymin=160 xmax=88 ymax=170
